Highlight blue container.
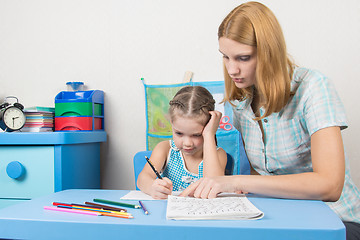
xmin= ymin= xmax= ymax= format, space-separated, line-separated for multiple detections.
xmin=55 ymin=90 xmax=104 ymax=131
xmin=55 ymin=90 xmax=104 ymax=104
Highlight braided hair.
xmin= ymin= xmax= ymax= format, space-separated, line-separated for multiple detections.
xmin=169 ymin=86 xmax=215 ymax=125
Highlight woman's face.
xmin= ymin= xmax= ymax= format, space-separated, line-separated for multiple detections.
xmin=219 ymin=37 xmax=257 ymax=89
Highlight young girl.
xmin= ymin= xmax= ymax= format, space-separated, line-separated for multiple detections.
xmin=180 ymin=2 xmax=360 ymax=238
xmin=137 ymin=86 xmax=227 ymax=199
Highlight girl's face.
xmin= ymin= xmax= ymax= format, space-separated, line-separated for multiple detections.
xmin=171 ymin=116 xmax=205 ymax=157
xmin=219 ymin=37 xmax=257 ymax=89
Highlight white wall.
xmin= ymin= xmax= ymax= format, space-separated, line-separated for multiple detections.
xmin=1 ymin=0 xmax=359 ymax=190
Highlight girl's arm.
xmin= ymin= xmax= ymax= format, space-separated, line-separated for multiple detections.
xmin=202 ymin=111 xmax=228 ymax=177
xmin=181 ymin=126 xmax=345 ymax=201
xmin=137 ymin=141 xmax=173 ymax=199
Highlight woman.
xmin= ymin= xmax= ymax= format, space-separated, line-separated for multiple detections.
xmin=180 ymin=1 xmax=360 ymax=238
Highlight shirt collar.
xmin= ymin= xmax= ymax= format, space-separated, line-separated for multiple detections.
xmin=232 ymin=97 xmax=251 ymax=110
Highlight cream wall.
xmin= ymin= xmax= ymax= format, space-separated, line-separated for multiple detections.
xmin=0 ymin=0 xmax=359 ymax=189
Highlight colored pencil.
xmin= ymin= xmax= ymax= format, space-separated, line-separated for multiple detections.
xmin=84 ymin=201 xmax=127 ymax=212
xmin=145 ymin=156 xmax=163 ymax=179
xmin=45 ymin=206 xmax=133 ymax=219
xmin=44 ymin=206 xmax=99 ymax=216
xmin=101 ymin=212 xmax=134 ymax=219
xmin=53 ymin=202 xmax=126 ymax=213
xmin=56 ymin=205 xmax=132 ymax=216
xmin=52 ymin=202 xmax=72 ymax=208
xmin=139 ymin=201 xmax=149 ymax=215
xmin=72 ymin=202 xmax=126 ymax=213
xmin=93 ymin=198 xmax=141 ymax=209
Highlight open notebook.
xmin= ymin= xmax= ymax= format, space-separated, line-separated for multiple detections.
xmin=166 ymin=194 xmax=264 ymax=220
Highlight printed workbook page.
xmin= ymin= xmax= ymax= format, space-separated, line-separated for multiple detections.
xmin=166 ymin=194 xmax=264 ymax=220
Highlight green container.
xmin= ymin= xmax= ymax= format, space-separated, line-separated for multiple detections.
xmin=55 ymin=102 xmax=102 ymax=117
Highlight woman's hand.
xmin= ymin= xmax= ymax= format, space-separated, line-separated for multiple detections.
xmin=202 ymin=111 xmax=222 ymax=138
xmin=180 ymin=176 xmax=237 ymax=199
xmin=149 ymin=177 xmax=173 ymax=199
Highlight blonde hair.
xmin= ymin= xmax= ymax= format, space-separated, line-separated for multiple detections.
xmin=218 ymin=1 xmax=294 ymax=119
xmin=169 ymin=86 xmax=215 ymax=125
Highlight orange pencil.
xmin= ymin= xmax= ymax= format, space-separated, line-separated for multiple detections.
xmin=101 ymin=212 xmax=134 ymax=219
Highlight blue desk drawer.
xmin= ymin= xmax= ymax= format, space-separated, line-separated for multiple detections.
xmin=0 ymin=146 xmax=54 ymax=199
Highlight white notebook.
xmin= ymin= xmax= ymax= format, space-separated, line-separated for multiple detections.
xmin=120 ymin=190 xmax=181 ymax=200
xmin=166 ymin=194 xmax=264 ymax=220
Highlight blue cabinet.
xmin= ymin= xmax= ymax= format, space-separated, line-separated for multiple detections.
xmin=0 ymin=131 xmax=106 ymax=208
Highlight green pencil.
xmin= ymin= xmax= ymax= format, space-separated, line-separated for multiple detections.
xmin=93 ymin=198 xmax=141 ymax=209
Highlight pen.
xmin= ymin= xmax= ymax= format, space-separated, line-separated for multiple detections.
xmin=145 ymin=156 xmax=163 ymax=179
xmin=93 ymin=198 xmax=141 ymax=209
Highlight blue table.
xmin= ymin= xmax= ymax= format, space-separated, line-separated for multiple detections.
xmin=0 ymin=189 xmax=345 ymax=240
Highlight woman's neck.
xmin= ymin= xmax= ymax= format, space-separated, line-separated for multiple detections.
xmin=251 ymin=89 xmax=262 ymax=117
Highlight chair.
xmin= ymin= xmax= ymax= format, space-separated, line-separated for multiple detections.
xmin=133 ymin=151 xmax=235 ymax=190
xmin=133 ymin=151 xmax=152 ymax=190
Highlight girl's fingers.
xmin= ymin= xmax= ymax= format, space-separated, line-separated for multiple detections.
xmin=163 ymin=177 xmax=173 ymax=187
xmin=203 ymin=111 xmax=223 ymax=136
xmin=152 ymin=178 xmax=173 ymax=198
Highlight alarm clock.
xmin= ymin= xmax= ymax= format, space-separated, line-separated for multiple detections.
xmin=0 ymin=96 xmax=26 ymax=132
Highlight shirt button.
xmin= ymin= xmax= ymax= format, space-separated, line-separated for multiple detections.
xmin=263 ymin=119 xmax=268 ymax=123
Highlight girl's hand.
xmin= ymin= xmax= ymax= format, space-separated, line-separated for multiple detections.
xmin=202 ymin=111 xmax=222 ymax=138
xmin=180 ymin=176 xmax=238 ymax=199
xmin=149 ymin=177 xmax=173 ymax=199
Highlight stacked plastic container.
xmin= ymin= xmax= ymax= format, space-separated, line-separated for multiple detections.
xmin=54 ymin=83 xmax=104 ymax=131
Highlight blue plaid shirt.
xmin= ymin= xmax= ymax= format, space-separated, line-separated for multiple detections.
xmin=232 ymin=67 xmax=360 ymax=223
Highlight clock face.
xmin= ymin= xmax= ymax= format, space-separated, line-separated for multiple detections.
xmin=3 ymin=107 xmax=26 ymax=130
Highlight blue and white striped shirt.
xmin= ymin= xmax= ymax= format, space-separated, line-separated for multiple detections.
xmin=232 ymin=67 xmax=360 ymax=223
